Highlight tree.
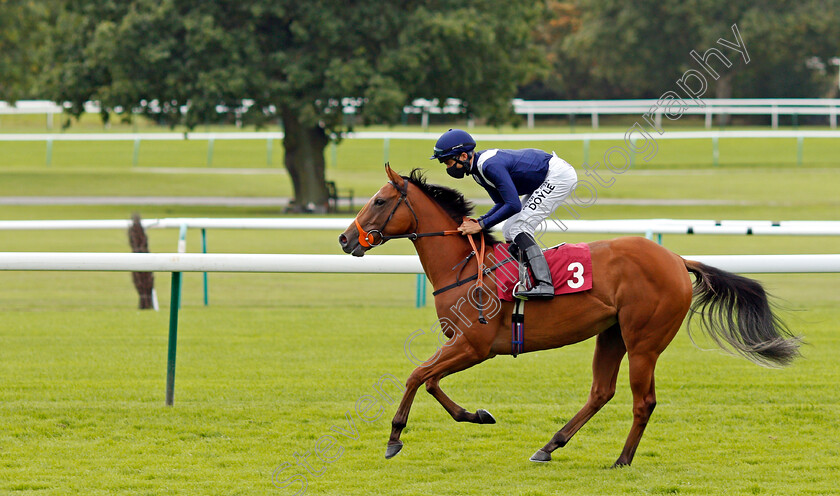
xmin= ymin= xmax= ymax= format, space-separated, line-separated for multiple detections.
xmin=729 ymin=2 xmax=840 ymax=100
xmin=44 ymin=0 xmax=546 ymax=212
xmin=0 ymin=0 xmax=52 ymax=100
xmin=533 ymin=0 xmax=840 ymax=102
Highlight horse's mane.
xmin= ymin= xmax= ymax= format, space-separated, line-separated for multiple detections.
xmin=405 ymin=168 xmax=499 ymax=245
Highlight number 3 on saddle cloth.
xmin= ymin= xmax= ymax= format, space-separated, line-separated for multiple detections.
xmin=492 ymin=242 xmax=593 ymax=302
xmin=492 ymin=242 xmax=594 ymax=357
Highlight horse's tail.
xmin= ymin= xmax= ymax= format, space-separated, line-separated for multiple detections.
xmin=683 ymin=259 xmax=801 ymax=367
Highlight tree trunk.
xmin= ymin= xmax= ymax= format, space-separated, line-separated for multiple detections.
xmin=715 ymin=73 xmax=733 ymax=127
xmin=281 ymin=106 xmax=330 ymax=213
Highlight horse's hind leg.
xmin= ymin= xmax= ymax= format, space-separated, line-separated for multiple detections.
xmin=531 ymin=324 xmax=626 ymax=462
xmin=613 ymin=352 xmax=658 ymax=467
xmin=613 ymin=303 xmax=685 ymax=466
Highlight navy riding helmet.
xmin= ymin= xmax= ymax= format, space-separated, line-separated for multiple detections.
xmin=430 ymin=129 xmax=476 ymax=162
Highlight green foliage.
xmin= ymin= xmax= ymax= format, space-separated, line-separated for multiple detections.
xmin=46 ymin=0 xmax=255 ymax=127
xmin=44 ymin=0 xmax=545 ymax=130
xmin=0 ymin=0 xmax=53 ymax=100
xmin=533 ymin=0 xmax=840 ymax=99
xmin=41 ymin=1 xmax=546 ymax=207
xmin=732 ymin=1 xmax=840 ymax=98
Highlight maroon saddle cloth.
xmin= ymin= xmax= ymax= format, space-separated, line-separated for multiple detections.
xmin=492 ymin=242 xmax=594 ymax=302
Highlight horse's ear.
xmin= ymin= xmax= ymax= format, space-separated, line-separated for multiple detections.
xmin=385 ymin=163 xmax=406 ymax=191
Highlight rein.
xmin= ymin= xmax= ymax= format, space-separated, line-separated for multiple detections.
xmin=466 ymin=231 xmax=488 ymax=324
xmin=353 ymin=180 xmax=505 ymax=324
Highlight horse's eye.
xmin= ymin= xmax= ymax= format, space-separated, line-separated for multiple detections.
xmin=374 ymin=198 xmax=386 ymax=206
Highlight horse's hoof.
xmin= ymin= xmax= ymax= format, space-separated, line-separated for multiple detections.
xmin=385 ymin=441 xmax=403 ymax=459
xmin=477 ymin=409 xmax=496 ymax=424
xmin=529 ymin=449 xmax=552 ymax=463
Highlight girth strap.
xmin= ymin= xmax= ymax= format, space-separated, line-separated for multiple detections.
xmin=512 ymin=298 xmax=525 ymax=357
xmin=431 ymin=255 xmax=514 ymax=296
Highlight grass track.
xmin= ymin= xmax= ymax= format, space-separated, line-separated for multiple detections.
xmin=1 ymin=272 xmax=838 ymax=495
xmin=1 ymin=229 xmax=838 ymax=495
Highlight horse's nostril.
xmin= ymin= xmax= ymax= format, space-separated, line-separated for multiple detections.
xmin=338 ymin=234 xmax=348 ymax=246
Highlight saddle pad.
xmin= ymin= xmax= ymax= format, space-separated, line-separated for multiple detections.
xmin=492 ymin=242 xmax=593 ymax=302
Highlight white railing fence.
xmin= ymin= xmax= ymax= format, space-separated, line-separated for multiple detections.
xmin=4 ymin=98 xmax=839 ymax=131
xmin=3 ymin=217 xmax=839 ymax=307
xmin=1 ymin=250 xmax=838 ymax=405
xmin=2 ymin=129 xmax=837 ymax=168
xmin=3 ymin=217 xmax=839 ymax=236
xmin=2 ymin=252 xmax=840 ymax=274
xmin=511 ymin=98 xmax=840 ymax=129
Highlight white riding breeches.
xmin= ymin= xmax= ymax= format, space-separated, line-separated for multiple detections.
xmin=502 ymin=153 xmax=577 ymax=242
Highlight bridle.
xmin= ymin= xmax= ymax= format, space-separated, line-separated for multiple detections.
xmin=354 ymin=180 xmax=460 ymax=248
xmin=352 ymin=179 xmax=512 ymax=324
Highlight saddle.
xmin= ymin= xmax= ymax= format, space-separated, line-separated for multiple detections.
xmin=493 ymin=242 xmax=593 ymax=357
xmin=493 ymin=242 xmax=593 ymax=302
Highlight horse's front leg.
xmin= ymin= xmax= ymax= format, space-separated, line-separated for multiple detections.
xmin=386 ymin=373 xmax=421 ymax=458
xmin=425 ymin=376 xmax=496 ymax=424
xmin=387 ymin=339 xmax=487 ymax=459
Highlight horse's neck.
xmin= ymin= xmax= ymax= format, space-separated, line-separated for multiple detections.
xmin=410 ymin=212 xmax=477 ymax=292
xmin=414 ymin=236 xmax=476 ymax=290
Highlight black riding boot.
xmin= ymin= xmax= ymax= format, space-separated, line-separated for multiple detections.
xmin=513 ymin=233 xmax=554 ymax=299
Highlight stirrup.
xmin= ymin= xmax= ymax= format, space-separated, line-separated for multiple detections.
xmin=512 ymin=281 xmax=529 ymax=300
xmin=514 ymin=282 xmax=554 ymax=300
xmin=513 ymin=259 xmax=530 ymax=300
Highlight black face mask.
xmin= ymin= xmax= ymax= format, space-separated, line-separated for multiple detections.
xmin=445 ymin=156 xmax=471 ymax=179
xmin=446 ymin=164 xmax=466 ymax=179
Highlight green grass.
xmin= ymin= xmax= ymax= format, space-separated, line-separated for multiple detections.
xmin=0 ymin=168 xmax=291 ymax=198
xmin=0 ymin=262 xmax=838 ymax=495
xmin=0 ymin=225 xmax=838 ymax=496
xmin=0 ymin=119 xmax=839 ymax=494
xmin=2 ymin=117 xmax=840 ymax=207
xmin=3 ymin=134 xmax=840 ymax=171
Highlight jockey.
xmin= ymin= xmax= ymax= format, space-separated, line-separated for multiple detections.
xmin=431 ymin=129 xmax=578 ymax=299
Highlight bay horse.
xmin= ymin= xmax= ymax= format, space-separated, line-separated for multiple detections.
xmin=338 ymin=164 xmax=800 ymax=466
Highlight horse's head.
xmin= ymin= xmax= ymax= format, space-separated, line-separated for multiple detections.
xmin=339 ymin=164 xmax=419 ymax=257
